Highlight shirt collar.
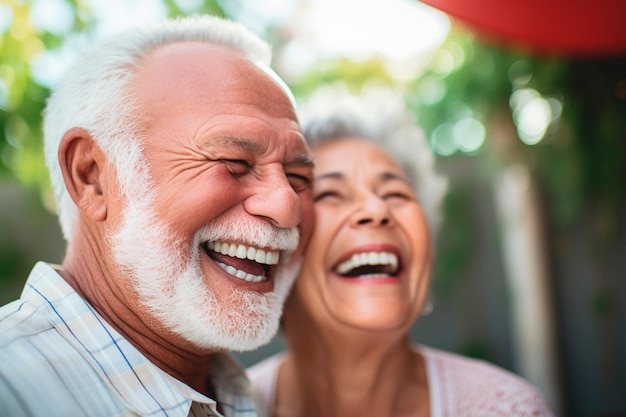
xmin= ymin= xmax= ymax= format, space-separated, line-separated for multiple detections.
xmin=22 ymin=262 xmax=256 ymax=417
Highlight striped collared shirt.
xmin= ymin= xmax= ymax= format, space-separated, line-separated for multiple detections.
xmin=0 ymin=262 xmax=258 ymax=417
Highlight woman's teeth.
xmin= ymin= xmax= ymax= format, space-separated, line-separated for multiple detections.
xmin=334 ymin=251 xmax=399 ymax=276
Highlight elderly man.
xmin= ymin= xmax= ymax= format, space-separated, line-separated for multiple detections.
xmin=0 ymin=15 xmax=314 ymax=417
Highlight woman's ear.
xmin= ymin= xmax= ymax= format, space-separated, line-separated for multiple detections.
xmin=58 ymin=127 xmax=108 ymax=222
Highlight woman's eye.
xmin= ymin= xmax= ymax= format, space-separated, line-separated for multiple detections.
xmin=384 ymin=192 xmax=406 ymax=199
xmin=314 ymin=190 xmax=342 ymax=203
xmin=383 ymin=192 xmax=413 ymax=202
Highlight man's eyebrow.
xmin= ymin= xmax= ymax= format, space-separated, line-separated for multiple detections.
xmin=211 ymin=135 xmax=263 ymax=153
xmin=208 ymin=135 xmax=315 ymax=168
xmin=290 ymin=153 xmax=315 ymax=169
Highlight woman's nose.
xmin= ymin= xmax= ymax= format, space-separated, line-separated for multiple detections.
xmin=350 ymin=193 xmax=392 ymax=228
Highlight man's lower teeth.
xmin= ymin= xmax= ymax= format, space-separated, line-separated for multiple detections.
xmin=217 ymin=262 xmax=265 ymax=282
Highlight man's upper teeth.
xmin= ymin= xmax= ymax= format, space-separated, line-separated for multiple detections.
xmin=206 ymin=241 xmax=280 ymax=265
xmin=335 ymin=251 xmax=399 ymax=275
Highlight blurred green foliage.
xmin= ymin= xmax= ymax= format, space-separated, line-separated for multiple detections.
xmin=0 ymin=0 xmax=226 ymax=198
xmin=0 ymin=0 xmax=64 ymax=189
xmin=411 ymin=29 xmax=626 ymax=235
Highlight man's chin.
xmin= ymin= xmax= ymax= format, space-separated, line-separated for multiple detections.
xmin=184 ymin=323 xmax=280 ymax=353
xmin=160 ymin=295 xmax=283 ymax=353
xmin=227 ymin=324 xmax=280 ymax=353
xmin=137 ymin=250 xmax=297 ymax=353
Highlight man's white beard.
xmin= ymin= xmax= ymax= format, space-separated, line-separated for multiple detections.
xmin=111 ymin=191 xmax=301 ymax=352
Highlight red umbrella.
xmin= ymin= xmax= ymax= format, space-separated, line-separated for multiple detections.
xmin=419 ymin=0 xmax=626 ymax=56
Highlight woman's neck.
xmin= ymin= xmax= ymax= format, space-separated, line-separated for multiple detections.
xmin=277 ymin=322 xmax=430 ymax=417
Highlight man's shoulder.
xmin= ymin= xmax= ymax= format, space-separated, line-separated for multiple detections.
xmin=0 ymin=263 xmax=77 ymax=350
xmin=0 ymin=289 xmax=120 ymax=416
xmin=0 ymin=299 xmax=86 ymax=373
xmin=0 ymin=303 xmax=129 ymax=417
xmin=0 ymin=297 xmax=49 ymax=343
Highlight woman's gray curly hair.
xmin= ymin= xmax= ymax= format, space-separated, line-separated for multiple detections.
xmin=298 ymin=85 xmax=448 ymax=240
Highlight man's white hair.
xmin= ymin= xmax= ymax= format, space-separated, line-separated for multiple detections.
xmin=299 ymin=85 xmax=449 ymax=241
xmin=43 ymin=15 xmax=272 ymax=242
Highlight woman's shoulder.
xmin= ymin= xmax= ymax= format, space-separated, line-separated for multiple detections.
xmin=246 ymin=352 xmax=288 ymax=417
xmin=247 ymin=351 xmax=286 ymax=383
xmin=418 ymin=345 xmax=536 ymax=387
xmin=417 ymin=346 xmax=555 ymax=417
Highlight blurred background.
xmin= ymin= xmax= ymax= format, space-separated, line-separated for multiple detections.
xmin=0 ymin=0 xmax=624 ymax=416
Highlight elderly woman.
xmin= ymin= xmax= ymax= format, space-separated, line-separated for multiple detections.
xmin=247 ymin=87 xmax=555 ymax=417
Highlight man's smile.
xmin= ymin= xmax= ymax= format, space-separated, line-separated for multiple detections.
xmin=204 ymin=240 xmax=281 ymax=283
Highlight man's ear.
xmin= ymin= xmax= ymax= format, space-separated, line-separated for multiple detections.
xmin=58 ymin=127 xmax=108 ymax=222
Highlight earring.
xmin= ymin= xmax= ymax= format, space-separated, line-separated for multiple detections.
xmin=421 ymin=298 xmax=434 ymax=316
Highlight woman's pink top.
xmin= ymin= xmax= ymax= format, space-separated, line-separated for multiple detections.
xmin=247 ymin=346 xmax=555 ymax=417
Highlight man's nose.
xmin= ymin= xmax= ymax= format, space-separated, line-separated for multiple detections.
xmin=243 ymin=168 xmax=302 ymax=229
